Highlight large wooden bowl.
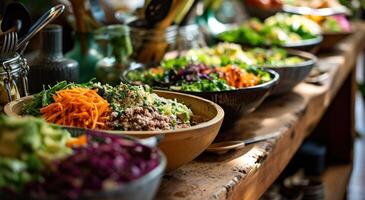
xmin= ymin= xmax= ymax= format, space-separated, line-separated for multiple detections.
xmin=4 ymin=90 xmax=224 ymax=171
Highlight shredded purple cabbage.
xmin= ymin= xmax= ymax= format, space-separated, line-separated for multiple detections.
xmin=169 ymin=63 xmax=213 ymax=83
xmin=27 ymin=137 xmax=160 ymax=199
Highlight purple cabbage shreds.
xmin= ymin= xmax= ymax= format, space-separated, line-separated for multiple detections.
xmin=170 ymin=63 xmax=213 ymax=83
xmin=26 ymin=138 xmax=160 ymax=200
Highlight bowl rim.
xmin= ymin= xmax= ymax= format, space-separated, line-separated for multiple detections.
xmin=4 ymin=90 xmax=225 ymax=135
xmin=254 ymin=49 xmax=317 ymax=69
xmin=217 ymin=26 xmax=323 ymax=48
xmin=281 ymin=35 xmax=323 ymax=48
xmin=122 ymin=66 xmax=280 ymax=94
xmin=322 ymin=30 xmax=353 ymax=36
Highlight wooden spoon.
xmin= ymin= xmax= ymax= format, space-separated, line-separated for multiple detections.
xmin=136 ymin=0 xmax=186 ymax=63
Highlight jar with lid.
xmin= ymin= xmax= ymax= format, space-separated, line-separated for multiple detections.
xmin=94 ymin=25 xmax=133 ymax=86
xmin=0 ymin=54 xmax=29 ymax=109
xmin=129 ymin=23 xmax=206 ymax=64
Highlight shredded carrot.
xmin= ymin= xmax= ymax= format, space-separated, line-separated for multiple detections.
xmin=216 ymin=65 xmax=261 ymax=88
xmin=40 ymin=87 xmax=111 ymax=130
xmin=66 ymin=135 xmax=88 ymax=148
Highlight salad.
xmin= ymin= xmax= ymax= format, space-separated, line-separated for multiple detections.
xmin=0 ymin=115 xmax=161 ymax=199
xmin=127 ymin=44 xmax=289 ymax=93
xmin=306 ymin=15 xmax=351 ymax=33
xmin=23 ymin=81 xmax=194 ymax=131
xmin=184 ymin=43 xmax=305 ymax=67
xmin=218 ymin=13 xmax=321 ymax=46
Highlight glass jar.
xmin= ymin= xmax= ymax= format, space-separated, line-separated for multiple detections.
xmin=129 ymin=24 xmax=206 ymax=64
xmin=0 ymin=54 xmax=29 ymax=109
xmin=65 ymin=33 xmax=103 ymax=83
xmin=94 ymin=25 xmax=133 ymax=86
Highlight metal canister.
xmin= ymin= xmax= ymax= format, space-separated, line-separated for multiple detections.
xmin=0 ymin=53 xmax=29 ymax=108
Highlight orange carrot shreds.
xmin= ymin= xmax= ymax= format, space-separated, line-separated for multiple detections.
xmin=66 ymin=135 xmax=88 ymax=148
xmin=40 ymin=87 xmax=112 ymax=130
xmin=216 ymin=65 xmax=261 ymax=88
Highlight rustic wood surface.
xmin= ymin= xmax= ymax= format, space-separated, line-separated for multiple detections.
xmin=155 ymin=23 xmax=365 ymax=200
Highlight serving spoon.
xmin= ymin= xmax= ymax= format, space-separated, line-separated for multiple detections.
xmin=206 ymin=131 xmax=281 ymax=154
xmin=16 ymin=4 xmax=65 ymax=51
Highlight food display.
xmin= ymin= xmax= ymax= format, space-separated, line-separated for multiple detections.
xmin=0 ymin=115 xmax=163 ymax=199
xmin=218 ymin=13 xmax=321 ymax=46
xmin=0 ymin=1 xmax=360 ymax=199
xmin=22 ymin=81 xmax=194 ymax=131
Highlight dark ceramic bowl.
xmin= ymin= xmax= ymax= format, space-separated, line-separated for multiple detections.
xmin=258 ymin=49 xmax=317 ymax=95
xmin=217 ymin=32 xmax=323 ymax=53
xmin=122 ymin=68 xmax=279 ymax=124
xmin=319 ymin=31 xmax=352 ymax=50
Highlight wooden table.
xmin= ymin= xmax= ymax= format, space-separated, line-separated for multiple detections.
xmin=156 ymin=23 xmax=365 ymax=200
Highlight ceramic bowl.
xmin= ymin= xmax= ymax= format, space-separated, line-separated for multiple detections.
xmin=122 ymin=68 xmax=279 ymax=127
xmin=258 ymin=49 xmax=317 ymax=95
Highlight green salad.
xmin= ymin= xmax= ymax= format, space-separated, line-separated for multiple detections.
xmin=184 ymin=43 xmax=305 ymax=67
xmin=0 ymin=115 xmax=72 ymax=191
xmin=128 ymin=44 xmax=301 ymax=93
xmin=218 ymin=13 xmax=321 ymax=46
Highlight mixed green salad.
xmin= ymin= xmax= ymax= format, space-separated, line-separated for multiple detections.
xmin=307 ymin=15 xmax=351 ymax=33
xmin=218 ymin=13 xmax=321 ymax=46
xmin=184 ymin=43 xmax=305 ymax=67
xmin=0 ymin=115 xmax=72 ymax=192
xmin=0 ymin=115 xmax=161 ymax=198
xmin=127 ymin=43 xmax=308 ymax=92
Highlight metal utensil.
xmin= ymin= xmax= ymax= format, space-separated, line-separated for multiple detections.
xmin=206 ymin=131 xmax=281 ymax=154
xmin=1 ymin=31 xmax=18 ymax=57
xmin=1 ymin=2 xmax=31 ymax=38
xmin=17 ymin=4 xmax=65 ymax=51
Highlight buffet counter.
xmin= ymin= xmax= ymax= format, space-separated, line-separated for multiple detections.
xmin=156 ymin=22 xmax=365 ymax=200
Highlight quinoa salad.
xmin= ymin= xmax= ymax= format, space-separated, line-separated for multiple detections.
xmin=23 ymin=81 xmax=197 ymax=131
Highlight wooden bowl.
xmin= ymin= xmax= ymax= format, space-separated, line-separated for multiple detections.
xmin=4 ymin=91 xmax=224 ymax=171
